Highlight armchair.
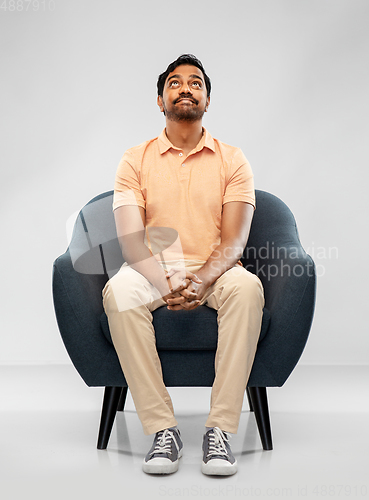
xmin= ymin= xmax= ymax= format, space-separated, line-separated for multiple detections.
xmin=52 ymin=190 xmax=316 ymax=451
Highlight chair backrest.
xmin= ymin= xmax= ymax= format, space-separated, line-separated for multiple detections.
xmin=242 ymin=190 xmax=307 ymax=286
xmin=247 ymin=190 xmax=301 ymax=251
xmin=68 ymin=191 xmax=122 ymax=277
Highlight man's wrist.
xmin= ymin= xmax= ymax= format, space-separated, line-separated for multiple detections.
xmin=193 ymin=269 xmax=212 ymax=289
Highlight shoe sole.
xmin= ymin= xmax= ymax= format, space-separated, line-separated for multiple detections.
xmin=201 ymin=458 xmax=238 ymax=476
xmin=143 ymin=448 xmax=183 ymax=474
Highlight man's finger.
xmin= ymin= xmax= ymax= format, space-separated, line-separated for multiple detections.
xmin=167 ymin=268 xmax=202 ymax=283
xmin=168 ymin=298 xmax=201 ymax=311
xmin=185 ymin=271 xmax=202 ymax=283
xmin=178 ymin=289 xmax=197 ymax=300
xmin=167 ymin=296 xmax=186 ymax=305
xmin=167 ymin=304 xmax=185 ymax=311
xmin=169 ymin=278 xmax=191 ymax=293
xmin=181 ymin=300 xmax=201 ymax=310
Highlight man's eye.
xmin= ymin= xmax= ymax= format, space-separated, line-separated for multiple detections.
xmin=191 ymin=81 xmax=202 ymax=88
xmin=169 ymin=81 xmax=179 ymax=87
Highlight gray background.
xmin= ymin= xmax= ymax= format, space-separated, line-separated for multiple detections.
xmin=1 ymin=0 xmax=368 ymax=365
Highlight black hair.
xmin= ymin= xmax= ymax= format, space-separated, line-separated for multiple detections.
xmin=157 ymin=54 xmax=211 ymax=98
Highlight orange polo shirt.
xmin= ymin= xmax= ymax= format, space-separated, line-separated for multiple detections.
xmin=113 ymin=128 xmax=255 ymax=263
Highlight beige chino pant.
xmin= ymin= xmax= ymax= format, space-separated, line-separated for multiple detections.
xmin=102 ymin=260 xmax=264 ymax=436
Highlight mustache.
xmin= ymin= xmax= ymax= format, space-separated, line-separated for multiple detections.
xmin=174 ymin=95 xmax=199 ymax=105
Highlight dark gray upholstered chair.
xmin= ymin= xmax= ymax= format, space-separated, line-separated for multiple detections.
xmin=52 ymin=190 xmax=316 ymax=451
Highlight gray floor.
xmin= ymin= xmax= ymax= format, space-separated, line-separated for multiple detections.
xmin=1 ymin=365 xmax=368 ymax=499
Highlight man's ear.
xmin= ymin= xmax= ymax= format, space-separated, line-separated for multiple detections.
xmin=157 ymin=95 xmax=164 ymax=113
xmin=205 ymin=96 xmax=210 ymax=112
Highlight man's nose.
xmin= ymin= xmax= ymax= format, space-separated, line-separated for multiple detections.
xmin=179 ymin=82 xmax=192 ymax=94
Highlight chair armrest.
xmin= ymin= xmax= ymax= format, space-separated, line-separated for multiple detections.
xmin=52 ymin=250 xmax=125 ymax=387
xmin=247 ymin=249 xmax=316 ymax=386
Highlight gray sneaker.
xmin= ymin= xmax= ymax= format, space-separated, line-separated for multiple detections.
xmin=143 ymin=427 xmax=183 ymax=474
xmin=201 ymin=427 xmax=237 ymax=475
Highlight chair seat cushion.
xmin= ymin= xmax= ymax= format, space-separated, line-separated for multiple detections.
xmin=100 ymin=306 xmax=270 ymax=350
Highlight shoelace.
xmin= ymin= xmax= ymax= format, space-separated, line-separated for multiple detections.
xmin=150 ymin=429 xmax=179 ymax=457
xmin=206 ymin=427 xmax=231 ymax=458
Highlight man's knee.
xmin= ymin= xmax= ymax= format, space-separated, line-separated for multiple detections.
xmin=104 ymin=266 xmax=153 ymax=313
xmin=221 ymin=267 xmax=264 ymax=301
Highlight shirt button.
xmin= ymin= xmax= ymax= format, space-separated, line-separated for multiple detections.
xmin=179 ymin=152 xmax=183 ymax=156
xmin=182 ymin=163 xmax=186 ymax=167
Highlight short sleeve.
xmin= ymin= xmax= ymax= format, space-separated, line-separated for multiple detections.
xmin=113 ymin=150 xmax=146 ymax=211
xmin=223 ymin=148 xmax=255 ymax=208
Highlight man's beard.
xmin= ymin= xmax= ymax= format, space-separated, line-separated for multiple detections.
xmin=163 ymin=99 xmax=206 ymax=123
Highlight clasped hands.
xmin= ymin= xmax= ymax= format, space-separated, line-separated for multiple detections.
xmin=162 ymin=267 xmax=207 ymax=311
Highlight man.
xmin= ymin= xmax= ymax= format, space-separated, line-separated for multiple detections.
xmin=102 ymin=54 xmax=264 ymax=476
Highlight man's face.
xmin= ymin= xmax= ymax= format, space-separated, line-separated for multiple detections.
xmin=157 ymin=64 xmax=210 ymax=123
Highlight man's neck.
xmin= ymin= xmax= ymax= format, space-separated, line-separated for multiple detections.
xmin=165 ymin=120 xmax=204 ymax=156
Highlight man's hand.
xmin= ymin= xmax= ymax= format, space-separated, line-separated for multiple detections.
xmin=162 ymin=268 xmax=203 ymax=308
xmin=164 ymin=268 xmax=209 ymax=311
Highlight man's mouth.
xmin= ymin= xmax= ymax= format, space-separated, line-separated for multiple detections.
xmin=175 ymin=97 xmax=197 ymax=104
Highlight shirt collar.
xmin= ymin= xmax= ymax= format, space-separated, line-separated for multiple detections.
xmin=158 ymin=127 xmax=216 ymax=155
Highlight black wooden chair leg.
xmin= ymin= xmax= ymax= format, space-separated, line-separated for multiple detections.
xmin=97 ymin=386 xmax=122 ymax=450
xmin=246 ymin=387 xmax=254 ymax=412
xmin=248 ymin=387 xmax=273 ymax=450
xmin=117 ymin=386 xmax=128 ymax=411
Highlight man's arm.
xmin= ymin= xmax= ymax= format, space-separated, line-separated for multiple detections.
xmin=114 ymin=204 xmax=201 ymax=301
xmin=197 ymin=201 xmax=254 ymax=286
xmin=166 ymin=201 xmax=254 ymax=310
